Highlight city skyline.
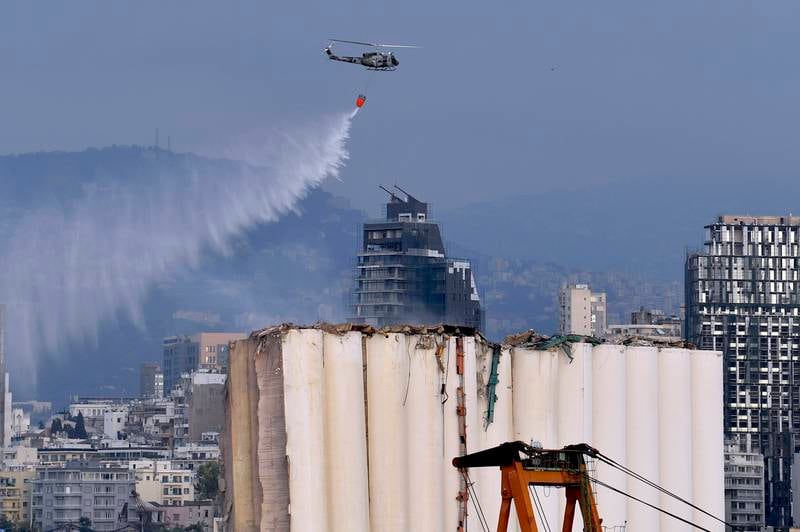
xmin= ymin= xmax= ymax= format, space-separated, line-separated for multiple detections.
xmin=2 ymin=2 xmax=799 ymax=530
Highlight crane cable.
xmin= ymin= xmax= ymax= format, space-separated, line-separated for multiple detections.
xmin=587 ymin=475 xmax=711 ymax=532
xmin=528 ymin=485 xmax=552 ymax=532
xmin=593 ymin=451 xmax=733 ymax=529
xmin=461 ymin=469 xmax=491 ymax=532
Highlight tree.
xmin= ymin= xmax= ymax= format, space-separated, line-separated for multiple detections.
xmin=50 ymin=418 xmax=63 ymax=434
xmin=37 ymin=420 xmax=44 ymax=430
xmin=74 ymin=412 xmax=88 ymax=439
xmin=78 ymin=516 xmax=93 ymax=532
xmin=195 ymin=461 xmax=220 ymax=500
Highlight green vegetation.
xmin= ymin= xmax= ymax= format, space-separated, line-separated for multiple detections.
xmin=74 ymin=412 xmax=88 ymax=439
xmin=78 ymin=516 xmax=93 ymax=532
xmin=195 ymin=461 xmax=220 ymax=500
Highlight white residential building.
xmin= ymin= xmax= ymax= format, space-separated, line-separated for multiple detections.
xmin=558 ymin=283 xmax=607 ymax=337
xmin=130 ymin=460 xmax=194 ymax=506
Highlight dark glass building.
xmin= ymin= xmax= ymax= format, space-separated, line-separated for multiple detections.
xmin=685 ymin=215 xmax=800 ymax=527
xmin=352 ymin=187 xmax=483 ymax=330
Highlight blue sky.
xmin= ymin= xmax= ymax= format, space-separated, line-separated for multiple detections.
xmin=2 ymin=1 xmax=800 ymax=213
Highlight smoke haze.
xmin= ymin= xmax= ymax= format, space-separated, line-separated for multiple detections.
xmin=0 ymin=112 xmax=354 ymax=388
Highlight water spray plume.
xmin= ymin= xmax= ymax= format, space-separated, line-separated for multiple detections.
xmin=0 ymin=111 xmax=356 ymax=388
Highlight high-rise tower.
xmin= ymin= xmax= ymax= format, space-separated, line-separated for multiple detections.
xmin=685 ymin=215 xmax=800 ymax=527
xmin=351 ymin=187 xmax=483 ymax=330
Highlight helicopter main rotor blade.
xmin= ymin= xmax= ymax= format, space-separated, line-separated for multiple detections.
xmin=329 ymin=39 xmax=421 ymax=49
xmin=329 ymin=39 xmax=377 ymax=47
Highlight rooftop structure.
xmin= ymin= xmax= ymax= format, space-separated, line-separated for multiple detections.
xmin=718 ymin=214 xmax=800 ymax=225
xmin=606 ymin=307 xmax=683 ymax=342
xmin=172 ymin=442 xmax=219 ymax=471
xmin=162 ymin=332 xmax=245 ymax=393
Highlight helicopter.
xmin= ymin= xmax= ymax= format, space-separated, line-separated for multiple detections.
xmin=324 ymin=39 xmax=419 ymax=71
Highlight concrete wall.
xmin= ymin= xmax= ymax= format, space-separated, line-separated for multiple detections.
xmin=222 ymin=325 xmax=724 ymax=532
xmin=188 ymin=374 xmax=227 ymax=441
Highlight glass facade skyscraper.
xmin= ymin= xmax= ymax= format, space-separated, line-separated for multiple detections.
xmin=352 ymin=188 xmax=483 ymax=330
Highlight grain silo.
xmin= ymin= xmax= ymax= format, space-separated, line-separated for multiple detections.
xmin=221 ymin=324 xmax=724 ymax=532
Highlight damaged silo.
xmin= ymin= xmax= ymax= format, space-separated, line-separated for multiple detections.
xmin=221 ymin=324 xmax=724 ymax=532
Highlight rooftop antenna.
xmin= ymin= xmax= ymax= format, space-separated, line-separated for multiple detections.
xmin=393 ymin=184 xmax=413 ymax=200
xmin=379 ymin=185 xmax=401 ymax=202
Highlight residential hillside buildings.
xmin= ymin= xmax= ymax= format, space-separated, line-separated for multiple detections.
xmin=32 ymin=462 xmax=135 ymax=531
xmin=0 ymin=470 xmax=34 ymax=524
xmin=187 ymin=372 xmax=226 ymax=442
xmin=606 ymin=307 xmax=683 ymax=342
xmin=162 ymin=332 xmax=245 ymax=393
xmin=130 ymin=460 xmax=194 ymax=506
xmin=140 ymin=362 xmax=164 ymax=399
xmin=724 ymin=445 xmax=765 ymax=531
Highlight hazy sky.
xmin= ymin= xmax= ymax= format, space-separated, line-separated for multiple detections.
xmin=3 ymin=1 xmax=800 ymax=213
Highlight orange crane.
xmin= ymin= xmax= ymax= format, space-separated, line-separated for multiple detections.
xmin=453 ymin=441 xmax=604 ymax=532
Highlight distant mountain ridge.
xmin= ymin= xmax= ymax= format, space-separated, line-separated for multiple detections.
xmin=0 ymin=146 xmax=688 ymax=403
xmin=439 ymin=175 xmax=800 ymax=282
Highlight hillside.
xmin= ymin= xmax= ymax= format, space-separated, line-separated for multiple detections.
xmin=0 ymin=146 xmax=685 ymax=402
